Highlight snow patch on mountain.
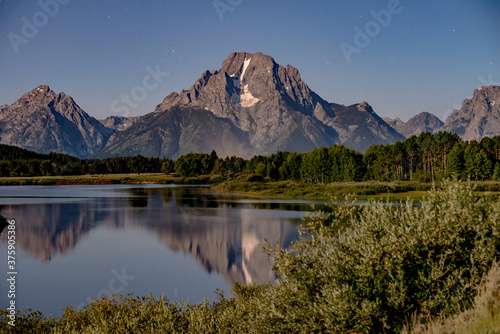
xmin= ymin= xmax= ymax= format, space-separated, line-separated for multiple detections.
xmin=241 ymin=57 xmax=251 ymax=79
xmin=240 ymin=85 xmax=260 ymax=107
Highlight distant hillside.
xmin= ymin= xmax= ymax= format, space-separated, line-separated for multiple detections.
xmin=98 ymin=106 xmax=254 ymax=159
xmin=383 ymin=112 xmax=443 ymax=138
xmin=0 ymin=143 xmax=53 ymax=161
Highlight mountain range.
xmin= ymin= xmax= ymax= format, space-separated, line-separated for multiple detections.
xmin=383 ymin=112 xmax=444 ymax=138
xmin=1 ymin=52 xmax=499 ymax=158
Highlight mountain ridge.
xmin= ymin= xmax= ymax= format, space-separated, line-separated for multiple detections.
xmin=3 ymin=53 xmax=499 ymax=159
xmin=0 ymin=85 xmax=113 ymax=158
xmin=440 ymin=86 xmax=500 ymax=141
xmin=130 ymin=51 xmax=404 ymax=155
xmin=383 ymin=112 xmax=443 ymax=138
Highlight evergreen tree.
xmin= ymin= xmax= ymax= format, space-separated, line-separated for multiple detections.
xmin=493 ymin=163 xmax=500 ymax=181
xmin=446 ymin=142 xmax=466 ymax=179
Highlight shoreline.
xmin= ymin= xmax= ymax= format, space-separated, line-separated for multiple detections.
xmin=1 ymin=174 xmax=500 ymax=200
xmin=0 ymin=173 xmax=216 ymax=186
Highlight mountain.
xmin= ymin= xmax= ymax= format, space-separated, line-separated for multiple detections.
xmin=383 ymin=116 xmax=405 ymax=131
xmin=0 ymin=85 xmax=113 ymax=158
xmin=101 ymin=51 xmax=404 ymax=156
xmin=99 ymin=106 xmax=254 ymax=159
xmin=99 ymin=115 xmax=140 ymax=131
xmin=383 ymin=112 xmax=443 ymax=138
xmin=327 ymin=101 xmax=404 ymax=151
xmin=3 ymin=53 xmax=406 ymax=159
xmin=440 ymin=86 xmax=500 ymax=141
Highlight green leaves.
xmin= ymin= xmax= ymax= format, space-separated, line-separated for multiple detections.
xmin=260 ymin=180 xmax=500 ymax=333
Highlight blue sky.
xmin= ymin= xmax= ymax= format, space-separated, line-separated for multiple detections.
xmin=0 ymin=0 xmax=499 ymax=121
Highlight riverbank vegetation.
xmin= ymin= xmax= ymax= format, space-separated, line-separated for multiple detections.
xmin=215 ymin=179 xmax=500 ymax=199
xmin=0 ymin=173 xmax=222 ymax=186
xmin=2 ymin=173 xmax=500 ymax=200
xmin=2 ymin=132 xmax=500 ymax=183
xmin=2 ymin=181 xmax=500 ymax=333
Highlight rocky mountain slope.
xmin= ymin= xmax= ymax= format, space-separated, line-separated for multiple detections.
xmin=383 ymin=112 xmax=443 ymax=138
xmin=99 ymin=106 xmax=253 ymax=159
xmin=103 ymin=51 xmax=404 ymax=156
xmin=383 ymin=117 xmax=405 ymax=131
xmin=21 ymin=54 xmax=500 ymax=159
xmin=99 ymin=115 xmax=140 ymax=131
xmin=440 ymin=86 xmax=500 ymax=141
xmin=0 ymin=85 xmax=113 ymax=158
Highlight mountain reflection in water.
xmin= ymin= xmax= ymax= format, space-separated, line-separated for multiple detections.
xmin=0 ymin=186 xmax=312 ymax=288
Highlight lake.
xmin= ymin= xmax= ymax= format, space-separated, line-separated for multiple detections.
xmin=0 ymin=184 xmax=328 ymax=317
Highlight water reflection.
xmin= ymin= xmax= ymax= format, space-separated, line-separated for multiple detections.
xmin=0 ymin=186 xmax=306 ymax=286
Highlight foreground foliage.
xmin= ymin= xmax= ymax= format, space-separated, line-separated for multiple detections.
xmin=254 ymin=180 xmax=500 ymax=332
xmin=1 ymin=181 xmax=500 ymax=333
xmin=405 ymin=262 xmax=500 ymax=334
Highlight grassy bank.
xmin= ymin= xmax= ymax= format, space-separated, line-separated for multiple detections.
xmin=2 ymin=173 xmax=500 ymax=201
xmin=2 ymin=181 xmax=500 ymax=333
xmin=215 ymin=179 xmax=500 ymax=200
xmin=215 ymin=179 xmax=433 ymax=199
xmin=0 ymin=173 xmax=223 ymax=186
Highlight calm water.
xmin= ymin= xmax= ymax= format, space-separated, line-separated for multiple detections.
xmin=0 ymin=185 xmax=329 ymax=317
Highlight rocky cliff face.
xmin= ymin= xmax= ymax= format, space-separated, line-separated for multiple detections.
xmin=0 ymin=85 xmax=113 ymax=158
xmin=440 ymin=86 xmax=500 ymax=141
xmin=384 ymin=112 xmax=443 ymax=138
xmin=110 ymin=51 xmax=403 ymax=155
xmin=327 ymin=101 xmax=405 ymax=152
xmin=5 ymin=63 xmax=499 ymax=159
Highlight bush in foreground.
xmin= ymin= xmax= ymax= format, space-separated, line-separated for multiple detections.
xmin=404 ymin=261 xmax=500 ymax=334
xmin=250 ymin=180 xmax=500 ymax=332
xmin=1 ymin=181 xmax=499 ymax=333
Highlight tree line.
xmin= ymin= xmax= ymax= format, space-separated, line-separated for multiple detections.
xmin=1 ymin=132 xmax=500 ymax=182
xmin=0 ymin=145 xmax=169 ymax=177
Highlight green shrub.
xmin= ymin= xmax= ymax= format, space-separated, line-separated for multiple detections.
xmin=183 ymin=175 xmax=211 ymax=184
xmin=405 ymin=262 xmax=500 ymax=334
xmin=245 ymin=174 xmax=266 ymax=182
xmin=209 ymin=175 xmax=224 ymax=184
xmin=120 ymin=178 xmax=132 ymax=184
xmin=253 ymin=180 xmax=500 ymax=333
xmin=36 ymin=179 xmax=56 ymax=185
